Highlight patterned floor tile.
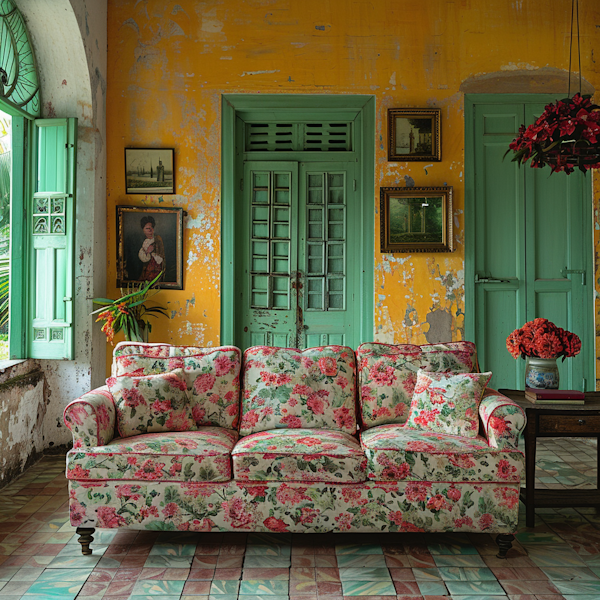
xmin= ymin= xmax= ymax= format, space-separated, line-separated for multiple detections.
xmin=131 ymin=578 xmax=186 ymax=595
xmin=144 ymin=555 xmax=194 ymax=568
xmin=416 ymin=579 xmax=447 ymax=595
xmin=445 ymin=579 xmax=506 ymax=595
xmin=23 ymin=579 xmax=84 ymax=597
xmin=432 ymin=554 xmax=486 ymax=567
xmin=244 ymin=555 xmax=291 ymax=568
xmin=338 ymin=567 xmax=390 ymax=581
xmin=211 ymin=579 xmax=242 ymax=594
xmin=335 ymin=545 xmax=383 ymax=555
xmin=340 ymin=580 xmax=396 ymax=595
xmin=438 ymin=566 xmax=496 ymax=580
xmin=336 ymin=554 xmax=387 ymax=568
xmin=240 ymin=580 xmax=289 ymax=595
xmin=149 ymin=543 xmax=197 ymax=556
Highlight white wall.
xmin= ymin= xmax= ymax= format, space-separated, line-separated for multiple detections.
xmin=0 ymin=0 xmax=107 ymax=484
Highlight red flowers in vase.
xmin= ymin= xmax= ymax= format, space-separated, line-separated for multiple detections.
xmin=506 ymin=318 xmax=581 ymax=360
xmin=507 ymin=93 xmax=600 ymax=175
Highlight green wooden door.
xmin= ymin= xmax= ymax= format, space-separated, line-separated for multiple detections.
xmin=237 ymin=160 xmax=357 ymax=350
xmin=467 ymin=97 xmax=592 ymax=390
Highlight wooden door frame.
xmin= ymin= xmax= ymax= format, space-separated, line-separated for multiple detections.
xmin=464 ymin=93 xmax=595 ymax=388
xmin=221 ymin=94 xmax=375 ymax=347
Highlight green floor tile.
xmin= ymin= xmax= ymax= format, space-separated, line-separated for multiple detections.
xmin=438 ymin=566 xmax=496 ymax=581
xmin=412 ymin=567 xmax=441 ymax=580
xmin=239 ymin=580 xmax=288 ymax=595
xmin=211 ymin=580 xmax=242 ymax=594
xmin=427 ymin=542 xmax=479 ymax=555
xmin=338 ymin=567 xmax=391 ymax=581
xmin=432 ymin=554 xmax=486 ymax=568
xmin=243 ymin=555 xmax=291 ymax=568
xmin=336 ymin=554 xmax=387 ymax=568
xmin=542 ymin=566 xmax=600 ymax=580
xmin=335 ymin=544 xmax=383 ymax=555
xmin=237 ymin=596 xmax=289 ymax=600
xmin=554 ymin=580 xmax=600 ymax=595
xmin=36 ymin=569 xmax=93 ymax=582
xmin=45 ymin=555 xmax=101 ymax=569
xmin=144 ymin=555 xmax=194 ymax=569
xmin=445 ymin=580 xmax=505 ymax=595
xmin=132 ymin=579 xmax=186 ymax=595
xmin=24 ymin=580 xmax=84 ymax=598
xmin=245 ymin=544 xmax=291 ymax=557
xmin=340 ymin=580 xmax=396 ymax=596
xmin=149 ymin=543 xmax=197 ymax=556
xmin=526 ymin=545 xmax=586 ymax=567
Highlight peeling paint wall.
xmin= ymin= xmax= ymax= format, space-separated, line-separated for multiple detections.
xmin=106 ymin=2 xmax=600 ymax=374
xmin=0 ymin=0 xmax=108 ymax=486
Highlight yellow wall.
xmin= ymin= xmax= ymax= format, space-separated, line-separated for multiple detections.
xmin=106 ymin=0 xmax=600 ymax=372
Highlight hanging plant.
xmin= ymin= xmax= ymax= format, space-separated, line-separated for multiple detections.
xmin=506 ymin=93 xmax=600 ymax=175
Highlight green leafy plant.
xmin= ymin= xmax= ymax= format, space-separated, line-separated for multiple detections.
xmin=91 ymin=272 xmax=168 ymax=343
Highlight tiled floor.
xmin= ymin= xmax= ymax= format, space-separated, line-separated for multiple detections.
xmin=0 ymin=438 xmax=598 ymax=600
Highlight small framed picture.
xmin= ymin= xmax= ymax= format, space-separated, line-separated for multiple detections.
xmin=380 ymin=186 xmax=453 ymax=253
xmin=125 ymin=148 xmax=175 ymax=194
xmin=388 ymin=108 xmax=441 ymax=162
xmin=116 ymin=205 xmax=184 ymax=289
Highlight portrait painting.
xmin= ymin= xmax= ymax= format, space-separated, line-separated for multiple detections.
xmin=116 ymin=205 xmax=183 ymax=289
xmin=388 ymin=108 xmax=441 ymax=162
xmin=380 ymin=186 xmax=453 ymax=253
xmin=125 ymin=148 xmax=175 ymax=194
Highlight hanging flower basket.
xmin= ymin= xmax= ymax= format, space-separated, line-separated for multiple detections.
xmin=506 ymin=93 xmax=600 ymax=175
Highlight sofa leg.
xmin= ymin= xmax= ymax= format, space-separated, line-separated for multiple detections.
xmin=495 ymin=533 xmax=514 ymax=559
xmin=76 ymin=527 xmax=95 ymax=555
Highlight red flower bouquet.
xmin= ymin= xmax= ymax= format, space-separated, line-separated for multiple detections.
xmin=506 ymin=318 xmax=581 ymax=361
xmin=507 ymin=93 xmax=600 ymax=175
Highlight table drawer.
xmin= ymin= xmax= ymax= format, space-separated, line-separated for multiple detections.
xmin=539 ymin=414 xmax=600 ymax=434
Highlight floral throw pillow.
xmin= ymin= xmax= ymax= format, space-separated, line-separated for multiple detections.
xmin=107 ymin=369 xmax=195 ymax=438
xmin=405 ymin=370 xmax=492 ymax=437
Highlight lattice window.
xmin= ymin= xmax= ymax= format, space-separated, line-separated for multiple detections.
xmin=32 ymin=193 xmax=67 ymax=235
xmin=250 ymin=170 xmax=292 ymax=309
xmin=306 ymin=172 xmax=346 ymax=311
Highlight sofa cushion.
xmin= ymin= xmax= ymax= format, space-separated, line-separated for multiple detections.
xmin=239 ymin=346 xmax=356 ymax=435
xmin=112 ymin=343 xmax=241 ymax=429
xmin=66 ymin=428 xmax=238 ymax=482
xmin=107 ymin=369 xmax=194 ymax=438
xmin=405 ymin=370 xmax=492 ymax=437
xmin=356 ymin=342 xmax=479 ymax=429
xmin=232 ymin=428 xmax=367 ymax=483
xmin=360 ymin=425 xmax=523 ymax=483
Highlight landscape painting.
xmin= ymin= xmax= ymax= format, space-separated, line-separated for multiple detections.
xmin=125 ymin=148 xmax=175 ymax=194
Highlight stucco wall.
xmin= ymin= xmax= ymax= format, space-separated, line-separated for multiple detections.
xmin=105 ymin=0 xmax=600 ymax=377
xmin=0 ymin=0 xmax=107 ymax=486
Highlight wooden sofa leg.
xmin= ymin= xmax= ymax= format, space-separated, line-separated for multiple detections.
xmin=76 ymin=527 xmax=95 ymax=555
xmin=495 ymin=533 xmax=514 ymax=559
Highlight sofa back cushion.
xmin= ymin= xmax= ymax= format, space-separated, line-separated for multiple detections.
xmin=107 ymin=369 xmax=194 ymax=438
xmin=112 ymin=343 xmax=241 ymax=429
xmin=240 ymin=346 xmax=357 ymax=436
xmin=356 ymin=342 xmax=479 ymax=429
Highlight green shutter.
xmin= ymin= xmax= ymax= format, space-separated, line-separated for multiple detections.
xmin=28 ymin=118 xmax=77 ymax=359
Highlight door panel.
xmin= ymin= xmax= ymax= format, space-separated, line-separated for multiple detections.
xmin=473 ymin=104 xmax=527 ymax=389
xmin=238 ymin=162 xmax=299 ymax=351
xmin=470 ymin=99 xmax=592 ymax=391
xmin=298 ymin=162 xmax=356 ymax=348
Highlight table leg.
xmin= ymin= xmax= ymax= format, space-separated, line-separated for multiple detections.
xmin=524 ymin=411 xmax=536 ymax=528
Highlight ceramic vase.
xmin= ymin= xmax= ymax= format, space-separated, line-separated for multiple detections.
xmin=525 ymin=356 xmax=559 ymax=389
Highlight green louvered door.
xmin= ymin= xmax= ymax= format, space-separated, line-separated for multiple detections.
xmin=468 ymin=97 xmax=593 ymax=391
xmin=237 ymin=160 xmax=357 ymax=350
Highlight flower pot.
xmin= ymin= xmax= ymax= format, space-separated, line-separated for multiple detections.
xmin=525 ymin=357 xmax=559 ymax=390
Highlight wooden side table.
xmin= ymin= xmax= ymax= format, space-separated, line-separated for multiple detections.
xmin=498 ymin=389 xmax=600 ymax=528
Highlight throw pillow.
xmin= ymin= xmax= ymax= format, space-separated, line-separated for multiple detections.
xmin=405 ymin=370 xmax=492 ymax=437
xmin=107 ymin=368 xmax=194 ymax=438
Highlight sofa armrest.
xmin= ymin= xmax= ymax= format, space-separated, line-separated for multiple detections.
xmin=64 ymin=386 xmax=116 ymax=448
xmin=479 ymin=388 xmax=526 ymax=451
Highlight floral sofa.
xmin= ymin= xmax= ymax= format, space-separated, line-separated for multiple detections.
xmin=64 ymin=341 xmax=526 ymax=558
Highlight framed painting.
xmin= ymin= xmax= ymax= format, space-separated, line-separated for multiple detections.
xmin=125 ymin=148 xmax=175 ymax=194
xmin=116 ymin=205 xmax=184 ymax=289
xmin=380 ymin=186 xmax=453 ymax=253
xmin=388 ymin=108 xmax=441 ymax=161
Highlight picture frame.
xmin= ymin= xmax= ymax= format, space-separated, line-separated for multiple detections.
xmin=380 ymin=186 xmax=453 ymax=253
xmin=125 ymin=148 xmax=175 ymax=194
xmin=388 ymin=108 xmax=441 ymax=162
xmin=116 ymin=205 xmax=184 ymax=289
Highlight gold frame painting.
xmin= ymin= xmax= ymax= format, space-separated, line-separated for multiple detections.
xmin=380 ymin=186 xmax=453 ymax=253
xmin=116 ymin=205 xmax=184 ymax=289
xmin=388 ymin=108 xmax=441 ymax=162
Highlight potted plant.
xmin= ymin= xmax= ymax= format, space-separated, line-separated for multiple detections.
xmin=506 ymin=318 xmax=581 ymax=389
xmin=92 ymin=272 xmax=168 ymax=344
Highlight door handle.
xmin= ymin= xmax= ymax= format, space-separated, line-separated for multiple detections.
xmin=562 ymin=268 xmax=586 ymax=285
xmin=475 ymin=274 xmax=510 ymax=284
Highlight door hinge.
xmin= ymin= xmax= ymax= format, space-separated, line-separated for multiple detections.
xmin=240 ymin=179 xmax=244 ymax=191
xmin=582 ymin=378 xmax=586 ymax=391
xmin=353 ymin=179 xmax=356 ymax=191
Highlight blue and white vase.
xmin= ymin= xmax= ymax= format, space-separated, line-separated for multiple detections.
xmin=525 ymin=357 xmax=559 ymax=389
